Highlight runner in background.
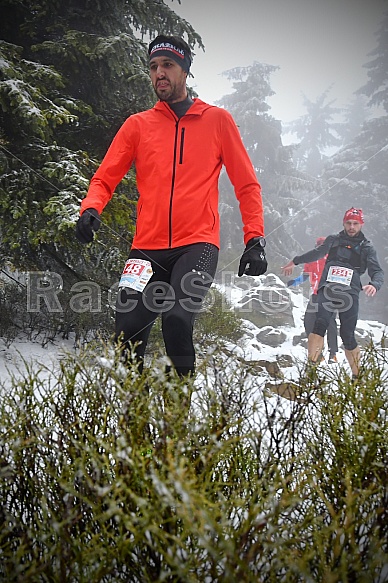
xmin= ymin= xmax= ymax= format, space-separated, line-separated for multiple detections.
xmin=287 ymin=237 xmax=338 ymax=363
xmin=282 ymin=209 xmax=384 ymax=379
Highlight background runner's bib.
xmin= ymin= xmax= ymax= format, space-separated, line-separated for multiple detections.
xmin=326 ymin=266 xmax=353 ymax=286
xmin=119 ymin=258 xmax=153 ymax=292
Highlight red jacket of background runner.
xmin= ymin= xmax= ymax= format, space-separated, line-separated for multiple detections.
xmin=303 ymin=257 xmax=327 ymax=295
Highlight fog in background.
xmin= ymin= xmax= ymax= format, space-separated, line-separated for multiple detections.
xmin=174 ymin=0 xmax=386 ymax=126
xmin=174 ymin=0 xmax=388 ymax=324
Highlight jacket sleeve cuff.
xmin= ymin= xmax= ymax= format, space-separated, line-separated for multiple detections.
xmin=293 ymin=256 xmax=301 ymax=265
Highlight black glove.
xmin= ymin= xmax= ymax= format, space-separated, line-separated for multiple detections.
xmin=75 ymin=208 xmax=101 ymax=244
xmin=238 ymin=237 xmax=268 ymax=277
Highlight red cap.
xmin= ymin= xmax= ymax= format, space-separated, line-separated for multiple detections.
xmin=343 ymin=207 xmax=364 ymax=224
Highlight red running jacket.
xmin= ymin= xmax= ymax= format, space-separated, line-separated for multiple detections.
xmin=80 ymin=98 xmax=264 ymax=249
xmin=303 ymin=257 xmax=327 ymax=295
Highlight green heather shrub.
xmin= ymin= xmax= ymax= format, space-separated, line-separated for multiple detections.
xmin=0 ymin=342 xmax=387 ymax=582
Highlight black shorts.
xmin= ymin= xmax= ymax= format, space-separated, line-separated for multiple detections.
xmin=115 ymin=242 xmax=219 ymax=375
xmin=313 ymin=284 xmax=359 ymax=350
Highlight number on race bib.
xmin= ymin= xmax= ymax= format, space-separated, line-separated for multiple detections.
xmin=326 ymin=266 xmax=353 ymax=286
xmin=123 ymin=262 xmax=144 ymax=276
xmin=119 ymin=259 xmax=153 ymax=292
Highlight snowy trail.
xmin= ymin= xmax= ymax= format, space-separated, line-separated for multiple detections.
xmin=1 ymin=281 xmax=387 ymax=393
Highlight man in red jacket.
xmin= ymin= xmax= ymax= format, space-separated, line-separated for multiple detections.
xmin=75 ymin=35 xmax=267 ymax=377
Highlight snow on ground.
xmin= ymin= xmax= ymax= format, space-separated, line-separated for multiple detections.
xmin=1 ymin=277 xmax=387 ymax=391
xmin=216 ymin=278 xmax=387 ymax=384
xmin=241 ymin=305 xmax=386 ymax=383
xmin=0 ymin=334 xmax=75 ymax=387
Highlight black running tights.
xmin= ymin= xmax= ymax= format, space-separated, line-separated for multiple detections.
xmin=115 ymin=243 xmax=219 ymax=376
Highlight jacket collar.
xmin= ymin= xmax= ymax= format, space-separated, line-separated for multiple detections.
xmin=339 ymin=229 xmax=366 ymax=243
xmin=154 ymin=98 xmax=212 ymax=119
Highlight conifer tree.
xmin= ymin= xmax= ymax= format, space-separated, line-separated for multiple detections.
xmin=309 ymin=12 xmax=388 ymax=322
xmin=0 ymin=0 xmax=201 ymax=279
xmin=359 ymin=9 xmax=388 ymax=113
xmin=215 ymin=62 xmax=313 ymax=268
xmin=286 ymin=87 xmax=341 ymax=177
xmin=336 ymin=95 xmax=370 ymax=148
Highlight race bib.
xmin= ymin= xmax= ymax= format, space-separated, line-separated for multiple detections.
xmin=118 ymin=258 xmax=153 ymax=292
xmin=326 ymin=266 xmax=353 ymax=286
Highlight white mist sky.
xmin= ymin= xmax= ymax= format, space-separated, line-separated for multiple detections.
xmin=173 ymin=0 xmax=386 ymax=127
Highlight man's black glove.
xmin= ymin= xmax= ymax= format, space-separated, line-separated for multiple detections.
xmin=238 ymin=237 xmax=268 ymax=277
xmin=75 ymin=208 xmax=101 ymax=244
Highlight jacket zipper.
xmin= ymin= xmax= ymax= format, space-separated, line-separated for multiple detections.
xmin=169 ymin=122 xmax=179 ymax=247
xmin=179 ymin=127 xmax=185 ymax=164
xmin=168 ymin=123 xmax=186 ymax=247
